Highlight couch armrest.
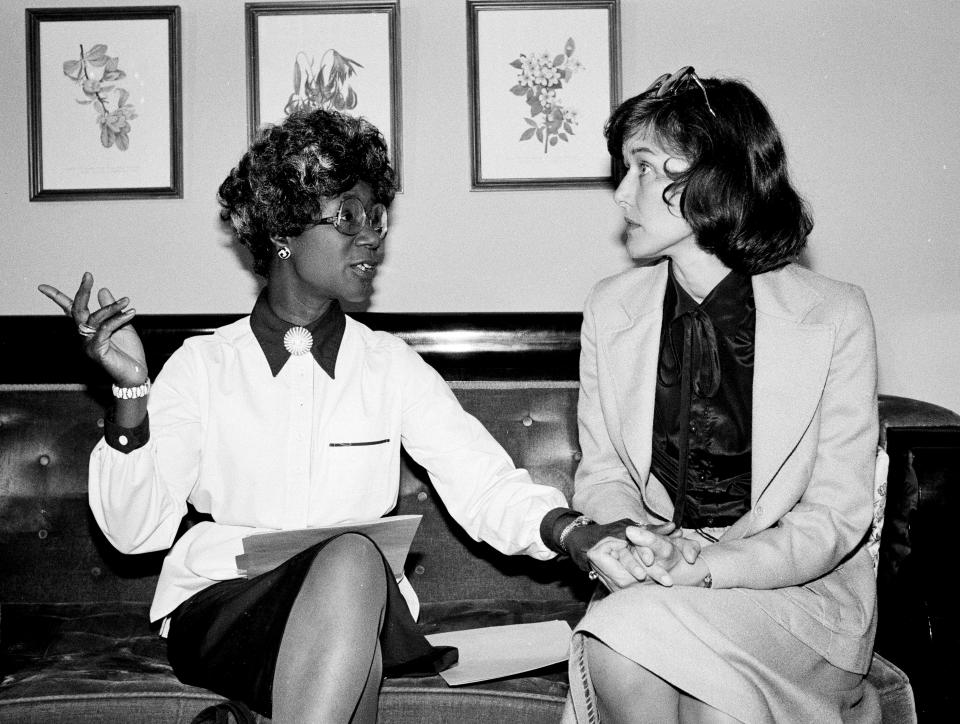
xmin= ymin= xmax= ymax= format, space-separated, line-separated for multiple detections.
xmin=875 ymin=395 xmax=960 ymax=721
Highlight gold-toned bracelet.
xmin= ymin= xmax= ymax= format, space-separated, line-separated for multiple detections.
xmin=112 ymin=379 xmax=151 ymax=399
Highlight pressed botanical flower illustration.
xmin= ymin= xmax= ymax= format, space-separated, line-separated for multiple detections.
xmin=510 ymin=38 xmax=583 ymax=153
xmin=62 ymin=44 xmax=136 ymax=151
xmin=284 ymin=49 xmax=364 ymax=115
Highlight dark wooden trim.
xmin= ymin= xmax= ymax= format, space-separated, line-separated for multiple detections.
xmin=1 ymin=313 xmax=583 ymax=383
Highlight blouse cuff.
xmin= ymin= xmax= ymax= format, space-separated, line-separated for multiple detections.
xmin=104 ymin=410 xmax=150 ymax=454
xmin=540 ymin=507 xmax=582 ymax=555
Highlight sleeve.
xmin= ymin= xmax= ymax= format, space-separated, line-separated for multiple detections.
xmin=88 ymin=343 xmax=203 ymax=555
xmin=103 ymin=410 xmax=150 ymax=452
xmin=699 ymin=285 xmax=879 ymax=589
xmin=395 ymin=343 xmax=568 ymax=560
xmin=571 ymin=286 xmax=651 ymax=525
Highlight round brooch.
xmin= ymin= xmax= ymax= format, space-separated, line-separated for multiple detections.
xmin=283 ymin=326 xmax=313 ymax=356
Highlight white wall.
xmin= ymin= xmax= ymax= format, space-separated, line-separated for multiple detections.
xmin=3 ymin=0 xmax=958 ymax=413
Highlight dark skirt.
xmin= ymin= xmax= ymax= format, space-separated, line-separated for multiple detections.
xmin=166 ymin=534 xmax=457 ymax=717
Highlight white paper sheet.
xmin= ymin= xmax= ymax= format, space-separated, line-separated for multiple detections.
xmin=426 ymin=619 xmax=573 ymax=686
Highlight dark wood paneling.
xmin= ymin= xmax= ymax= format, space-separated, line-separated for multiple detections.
xmin=1 ymin=314 xmax=583 ymax=383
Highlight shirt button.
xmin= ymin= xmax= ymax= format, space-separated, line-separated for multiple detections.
xmin=118 ymin=435 xmax=128 ymax=446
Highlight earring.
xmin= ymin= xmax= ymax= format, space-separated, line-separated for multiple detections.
xmin=277 ymin=246 xmax=291 ymax=260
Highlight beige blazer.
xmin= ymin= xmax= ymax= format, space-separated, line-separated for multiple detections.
xmin=573 ymin=260 xmax=879 ymax=673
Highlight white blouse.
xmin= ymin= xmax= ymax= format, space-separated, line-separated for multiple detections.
xmin=89 ymin=315 xmax=566 ymax=624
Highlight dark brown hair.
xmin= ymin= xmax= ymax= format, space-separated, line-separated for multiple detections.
xmin=605 ymin=77 xmax=812 ymax=274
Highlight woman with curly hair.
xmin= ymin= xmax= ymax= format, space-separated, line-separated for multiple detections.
xmin=559 ymin=69 xmax=881 ymax=723
xmin=38 ymin=109 xmax=587 ymax=723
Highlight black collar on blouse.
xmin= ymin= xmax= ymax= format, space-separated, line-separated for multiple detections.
xmin=249 ymin=290 xmax=346 ymax=378
xmin=666 ymin=263 xmax=754 ymax=338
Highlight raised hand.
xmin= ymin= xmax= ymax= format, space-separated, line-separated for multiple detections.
xmin=38 ymin=272 xmax=148 ymax=386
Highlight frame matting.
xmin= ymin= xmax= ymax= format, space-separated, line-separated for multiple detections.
xmin=246 ymin=2 xmax=403 ymax=190
xmin=467 ymin=0 xmax=620 ymax=190
xmin=26 ymin=6 xmax=183 ymax=201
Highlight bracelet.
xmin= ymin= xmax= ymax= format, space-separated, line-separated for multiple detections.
xmin=112 ymin=379 xmax=151 ymax=399
xmin=557 ymin=514 xmax=593 ymax=553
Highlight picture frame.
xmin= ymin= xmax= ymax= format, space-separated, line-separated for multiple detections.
xmin=467 ymin=0 xmax=620 ymax=190
xmin=26 ymin=6 xmax=183 ymax=201
xmin=246 ymin=2 xmax=403 ymax=189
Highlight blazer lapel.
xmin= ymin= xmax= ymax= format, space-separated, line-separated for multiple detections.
xmin=750 ymin=269 xmax=835 ymax=501
xmin=605 ymin=264 xmax=669 ymax=501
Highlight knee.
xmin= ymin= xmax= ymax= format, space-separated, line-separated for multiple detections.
xmin=584 ymin=635 xmax=619 ymax=671
xmin=584 ymin=636 xmax=649 ymax=690
xmin=323 ymin=532 xmax=383 ymax=565
xmin=305 ymin=533 xmax=386 ymax=591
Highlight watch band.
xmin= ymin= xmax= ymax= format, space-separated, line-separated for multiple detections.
xmin=558 ymin=514 xmax=593 ymax=553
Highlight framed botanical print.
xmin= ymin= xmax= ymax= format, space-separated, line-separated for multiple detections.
xmin=246 ymin=2 xmax=403 ymax=189
xmin=467 ymin=0 xmax=621 ymax=189
xmin=26 ymin=6 xmax=183 ymax=201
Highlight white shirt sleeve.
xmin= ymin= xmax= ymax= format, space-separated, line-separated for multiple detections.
xmin=88 ymin=343 xmax=202 ymax=555
xmin=395 ymin=343 xmax=567 ymax=560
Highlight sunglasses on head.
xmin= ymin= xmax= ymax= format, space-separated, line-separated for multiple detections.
xmin=644 ymin=66 xmax=716 ymax=118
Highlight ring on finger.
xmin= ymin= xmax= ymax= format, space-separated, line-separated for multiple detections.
xmin=78 ymin=322 xmax=96 ymax=337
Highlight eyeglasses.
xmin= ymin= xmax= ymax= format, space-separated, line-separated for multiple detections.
xmin=643 ymin=66 xmax=716 ymax=118
xmin=314 ymin=197 xmax=388 ymax=239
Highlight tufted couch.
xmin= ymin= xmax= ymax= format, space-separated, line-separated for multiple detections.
xmin=2 ymin=314 xmax=958 ymax=723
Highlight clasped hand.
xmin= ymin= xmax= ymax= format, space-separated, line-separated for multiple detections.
xmin=565 ymin=519 xmax=701 ymax=592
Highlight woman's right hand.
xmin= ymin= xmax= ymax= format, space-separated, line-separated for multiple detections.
xmin=38 ymin=272 xmax=148 ymax=386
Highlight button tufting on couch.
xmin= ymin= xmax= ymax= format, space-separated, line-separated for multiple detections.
xmin=3 ymin=314 xmax=955 ymax=723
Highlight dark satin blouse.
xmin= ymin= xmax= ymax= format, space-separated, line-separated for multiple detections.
xmin=650 ymin=264 xmax=756 ymax=529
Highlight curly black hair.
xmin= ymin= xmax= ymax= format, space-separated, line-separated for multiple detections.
xmin=218 ymin=109 xmax=395 ymax=277
xmin=605 ymin=76 xmax=812 ymax=275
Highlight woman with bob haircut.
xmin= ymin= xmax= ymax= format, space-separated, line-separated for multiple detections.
xmin=558 ymin=68 xmax=881 ymax=723
xmin=38 ymin=108 xmax=627 ymax=723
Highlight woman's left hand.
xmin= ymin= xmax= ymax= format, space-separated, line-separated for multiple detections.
xmin=585 ymin=522 xmax=698 ymax=591
xmin=563 ymin=518 xmax=640 ymax=572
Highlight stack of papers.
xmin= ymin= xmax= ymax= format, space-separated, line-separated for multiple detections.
xmin=235 ymin=514 xmax=422 ymax=579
